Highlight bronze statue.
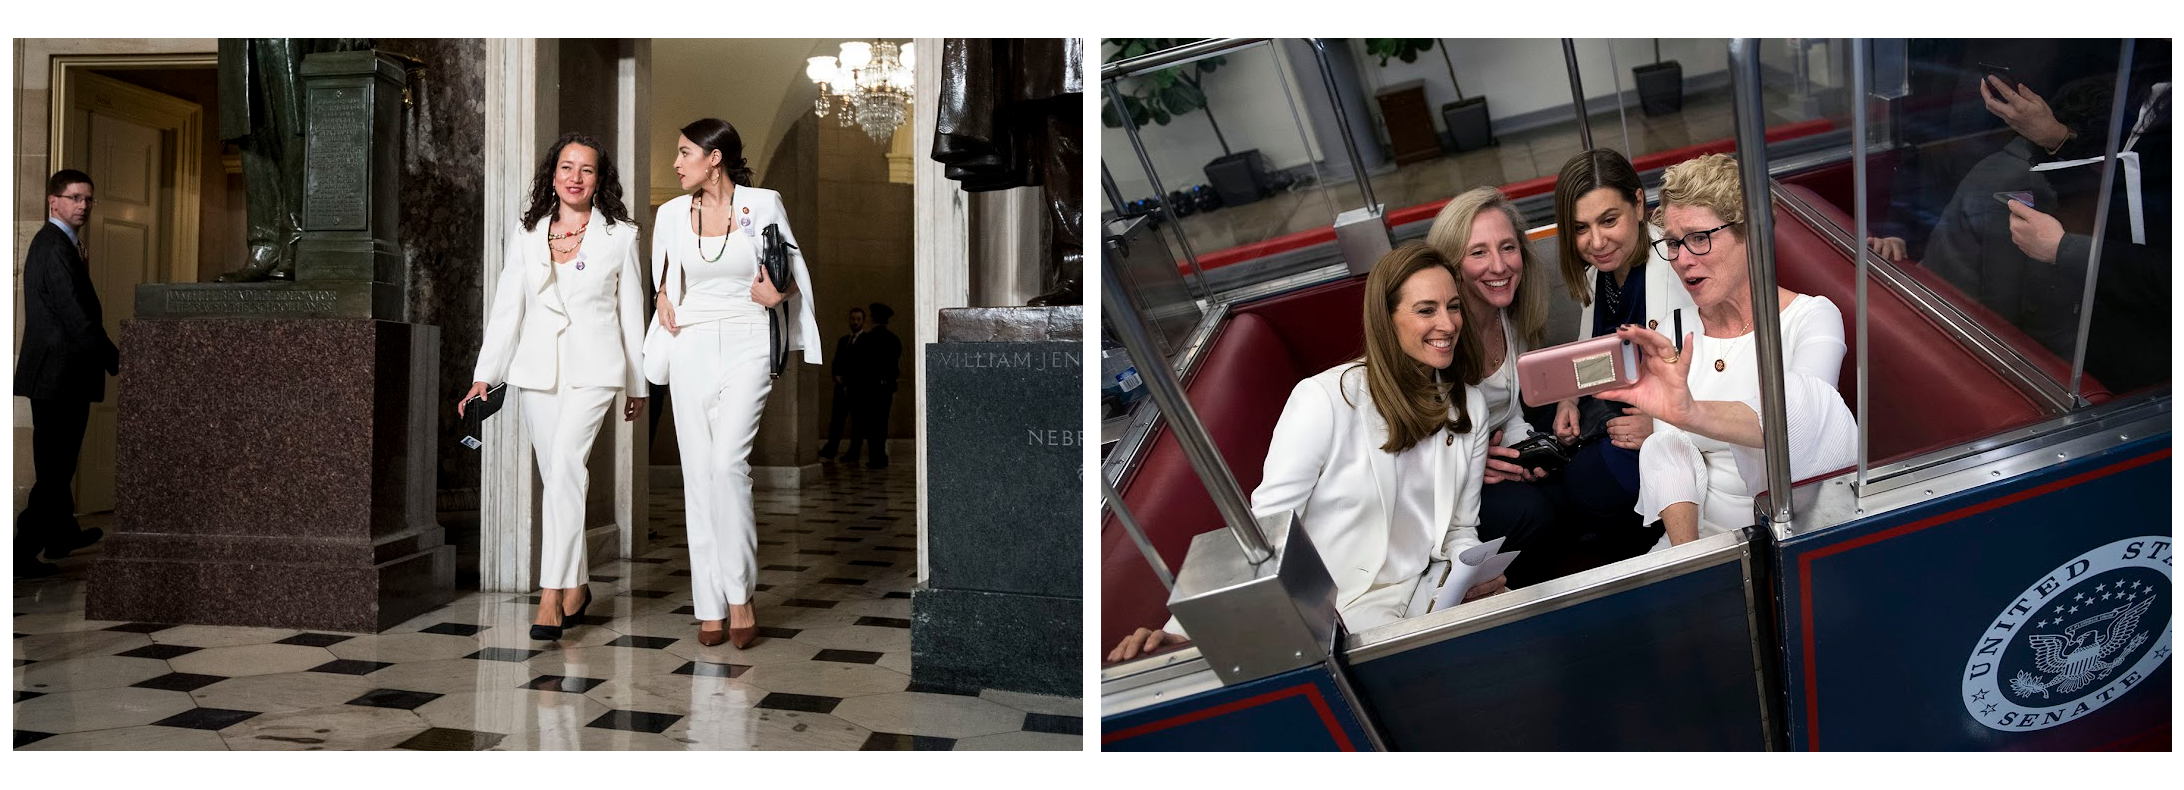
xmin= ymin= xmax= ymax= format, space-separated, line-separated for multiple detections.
xmin=931 ymin=38 xmax=1084 ymax=306
xmin=215 ymin=38 xmax=372 ymax=283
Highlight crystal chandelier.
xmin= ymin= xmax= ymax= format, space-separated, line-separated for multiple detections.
xmin=807 ymin=40 xmax=915 ymax=141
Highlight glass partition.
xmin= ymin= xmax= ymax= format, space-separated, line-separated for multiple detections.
xmin=1781 ymin=38 xmax=2171 ymax=477
xmin=1100 ymin=39 xmax=1344 ymax=295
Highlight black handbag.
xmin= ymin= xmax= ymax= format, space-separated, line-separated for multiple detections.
xmin=459 ymin=383 xmax=507 ymax=450
xmin=760 ymin=224 xmax=798 ymax=379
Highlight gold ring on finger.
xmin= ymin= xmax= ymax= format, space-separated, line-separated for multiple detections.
xmin=1663 ymin=353 xmax=1680 ymax=365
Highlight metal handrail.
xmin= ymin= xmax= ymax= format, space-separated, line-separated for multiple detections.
xmin=1851 ymin=38 xmax=1871 ymax=489
xmin=1729 ymin=39 xmax=1796 ymax=525
xmin=1102 ymin=38 xmax=1270 ymax=81
xmin=2068 ymin=39 xmax=2135 ymax=403
xmin=1103 ymin=477 xmax=1175 ymax=591
xmin=1101 ymin=258 xmax=1271 ymax=563
xmin=1106 ymin=86 xmax=1210 ymax=300
xmin=1307 ymin=39 xmax=1378 ymax=212
xmin=1562 ymin=39 xmax=1593 ymax=151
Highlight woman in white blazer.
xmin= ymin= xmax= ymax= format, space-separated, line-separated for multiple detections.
xmin=1423 ymin=188 xmax=1564 ymax=587
xmin=651 ymin=118 xmax=819 ymax=649
xmin=1108 ymin=243 xmax=1506 ymax=663
xmin=1545 ymin=149 xmax=1701 ymax=561
xmin=461 ymin=132 xmax=648 ymax=641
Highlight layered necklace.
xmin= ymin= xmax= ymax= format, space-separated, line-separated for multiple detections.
xmin=692 ymin=183 xmax=735 ymax=263
xmin=547 ymin=213 xmax=588 ymax=259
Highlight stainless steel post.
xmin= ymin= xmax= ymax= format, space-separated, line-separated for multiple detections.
xmin=1851 ymin=39 xmax=1870 ymax=490
xmin=1107 ymin=80 xmax=1209 ymax=300
xmin=2068 ymin=39 xmax=2135 ymax=404
xmin=1307 ymin=39 xmax=1378 ymax=212
xmin=1729 ymin=39 xmax=1795 ymax=524
xmin=1563 ymin=39 xmax=1593 ymax=151
xmin=1101 ymin=260 xmax=1272 ymax=562
xmin=1101 ymin=161 xmax=1127 ymax=218
xmin=1103 ymin=477 xmax=1175 ymax=592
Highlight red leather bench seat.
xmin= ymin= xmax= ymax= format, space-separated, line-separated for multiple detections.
xmin=1768 ymin=195 xmax=2060 ymax=465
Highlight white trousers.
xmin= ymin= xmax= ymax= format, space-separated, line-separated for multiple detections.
xmin=518 ymin=381 xmax=618 ymax=590
xmin=668 ymin=321 xmax=774 ymax=621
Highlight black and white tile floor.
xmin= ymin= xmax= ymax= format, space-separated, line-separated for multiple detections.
xmin=12 ymin=462 xmax=1081 ymax=750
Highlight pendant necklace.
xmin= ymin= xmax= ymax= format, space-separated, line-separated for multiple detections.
xmin=548 ymin=217 xmax=587 ymax=259
xmin=1711 ymin=314 xmax=1752 ymax=372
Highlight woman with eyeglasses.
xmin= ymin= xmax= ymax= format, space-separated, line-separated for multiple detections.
xmin=1594 ymin=154 xmax=1856 ymax=550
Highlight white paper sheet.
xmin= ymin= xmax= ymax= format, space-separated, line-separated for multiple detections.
xmin=1405 ymin=537 xmax=1521 ymax=616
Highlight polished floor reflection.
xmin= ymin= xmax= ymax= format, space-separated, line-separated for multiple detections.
xmin=13 ymin=462 xmax=1081 ymax=750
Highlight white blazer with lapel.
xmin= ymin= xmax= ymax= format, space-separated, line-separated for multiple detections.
xmin=1250 ymin=363 xmax=1490 ymax=615
xmin=472 ymin=207 xmax=648 ymax=394
xmin=1571 ymin=246 xmax=1696 ymax=435
xmin=1572 ymin=244 xmax=1699 ymax=350
xmin=651 ymin=187 xmax=822 ymax=366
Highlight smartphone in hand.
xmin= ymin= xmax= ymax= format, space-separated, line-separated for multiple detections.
xmin=1993 ymin=191 xmax=2035 ymax=208
xmin=1516 ymin=334 xmax=1641 ymax=408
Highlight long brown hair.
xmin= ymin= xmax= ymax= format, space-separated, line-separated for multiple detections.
xmin=1552 ymin=149 xmax=1651 ymax=307
xmin=1425 ymin=187 xmax=1549 ymax=350
xmin=1356 ymin=242 xmax=1482 ymax=452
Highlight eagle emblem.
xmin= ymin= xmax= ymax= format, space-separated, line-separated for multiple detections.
xmin=2008 ymin=594 xmax=2156 ymax=699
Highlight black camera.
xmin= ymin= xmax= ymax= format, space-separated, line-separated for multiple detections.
xmin=1507 ymin=433 xmax=1574 ymax=475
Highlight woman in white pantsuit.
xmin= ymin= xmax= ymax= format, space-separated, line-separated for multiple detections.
xmin=652 ymin=118 xmax=820 ymax=648
xmin=462 ymin=132 xmax=648 ymax=641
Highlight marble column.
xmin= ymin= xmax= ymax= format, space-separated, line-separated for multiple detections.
xmin=911 ymin=36 xmax=971 ymax=584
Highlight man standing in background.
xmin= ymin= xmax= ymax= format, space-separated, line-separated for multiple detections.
xmin=854 ymin=303 xmax=903 ymax=469
xmin=818 ymin=306 xmax=867 ymax=463
xmin=15 ymin=170 xmax=119 ymax=577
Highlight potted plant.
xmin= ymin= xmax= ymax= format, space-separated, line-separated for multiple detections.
xmin=1101 ymin=39 xmax=1270 ymax=207
xmin=1364 ymin=38 xmax=1495 ymax=153
xmin=1632 ymin=39 xmax=1684 ymax=117
xmin=1432 ymin=39 xmax=1495 ymax=152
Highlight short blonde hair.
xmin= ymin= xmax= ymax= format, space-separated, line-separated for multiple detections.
xmin=1424 ymin=187 xmax=1549 ymax=349
xmin=1655 ymin=153 xmax=1745 ymax=240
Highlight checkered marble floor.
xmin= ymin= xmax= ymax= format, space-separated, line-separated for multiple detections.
xmin=12 ymin=461 xmax=1082 ymax=751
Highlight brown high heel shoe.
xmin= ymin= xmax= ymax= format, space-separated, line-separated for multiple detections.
xmin=727 ymin=604 xmax=758 ymax=649
xmin=697 ymin=620 xmax=728 ymax=647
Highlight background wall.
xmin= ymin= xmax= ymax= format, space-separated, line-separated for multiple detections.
xmin=1101 ymin=43 xmax=1322 ymax=203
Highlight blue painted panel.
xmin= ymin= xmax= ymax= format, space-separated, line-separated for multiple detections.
xmin=1349 ymin=559 xmax=1767 ymax=750
xmin=1102 ymin=663 xmax=1377 ymax=751
xmin=1779 ymin=439 xmax=2172 ymax=751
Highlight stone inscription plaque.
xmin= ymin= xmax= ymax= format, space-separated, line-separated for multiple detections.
xmin=164 ymin=287 xmax=340 ymax=315
xmin=306 ymin=85 xmax=370 ymax=231
xmin=924 ymin=340 xmax=1083 ymax=599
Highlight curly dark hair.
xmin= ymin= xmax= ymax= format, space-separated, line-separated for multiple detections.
xmin=680 ymin=118 xmax=756 ymax=187
xmin=520 ymin=132 xmax=632 ymax=231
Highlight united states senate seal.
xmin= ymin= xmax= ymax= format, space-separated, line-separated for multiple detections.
xmin=1961 ymin=536 xmax=2170 ymax=731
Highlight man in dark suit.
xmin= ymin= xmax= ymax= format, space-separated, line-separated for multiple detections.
xmin=15 ymin=170 xmax=119 ymax=577
xmin=853 ymin=303 xmax=904 ymax=469
xmin=817 ymin=306 xmax=867 ymax=462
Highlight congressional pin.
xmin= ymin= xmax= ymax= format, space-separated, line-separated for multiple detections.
xmin=574 ymin=261 xmax=585 ymax=271
xmin=741 ymin=206 xmax=750 ymax=214
xmin=1648 ymin=319 xmax=1658 ymax=330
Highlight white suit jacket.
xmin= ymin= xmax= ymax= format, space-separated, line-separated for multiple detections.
xmin=472 ymin=207 xmax=648 ymax=394
xmin=1572 ymin=245 xmax=1699 ymax=351
xmin=1571 ymin=246 xmax=1698 ymax=436
xmin=650 ymin=187 xmax=822 ymax=365
xmin=1252 ymin=363 xmax=1490 ymax=615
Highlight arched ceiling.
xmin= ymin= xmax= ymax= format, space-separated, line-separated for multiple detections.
xmin=650 ymin=38 xmax=906 ymax=201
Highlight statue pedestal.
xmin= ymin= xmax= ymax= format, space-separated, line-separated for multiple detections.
xmin=87 ymin=318 xmax=455 ymax=632
xmin=911 ymin=306 xmax=1083 ymax=696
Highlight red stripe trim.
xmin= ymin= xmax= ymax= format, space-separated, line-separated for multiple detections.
xmin=1796 ymin=447 xmax=2171 ymax=750
xmin=1180 ymin=119 xmax=1838 ymax=275
xmin=1101 ymin=681 xmax=1357 ymax=750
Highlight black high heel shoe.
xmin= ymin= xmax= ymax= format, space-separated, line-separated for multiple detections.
xmin=530 ymin=589 xmax=571 ymax=641
xmin=563 ymin=585 xmax=593 ymax=629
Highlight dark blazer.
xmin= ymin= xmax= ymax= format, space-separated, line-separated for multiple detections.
xmin=830 ymin=331 xmax=862 ymax=379
xmin=13 ymin=221 xmax=119 ymax=402
xmin=861 ymin=325 xmax=902 ymax=386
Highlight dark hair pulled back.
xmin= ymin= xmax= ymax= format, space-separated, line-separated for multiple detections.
xmin=680 ymin=118 xmax=755 ymax=187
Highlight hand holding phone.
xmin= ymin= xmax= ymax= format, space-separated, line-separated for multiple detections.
xmin=1516 ymin=333 xmax=1642 ymax=408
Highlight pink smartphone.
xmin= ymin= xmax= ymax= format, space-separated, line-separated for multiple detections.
xmin=1516 ymin=334 xmax=1642 ymax=407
